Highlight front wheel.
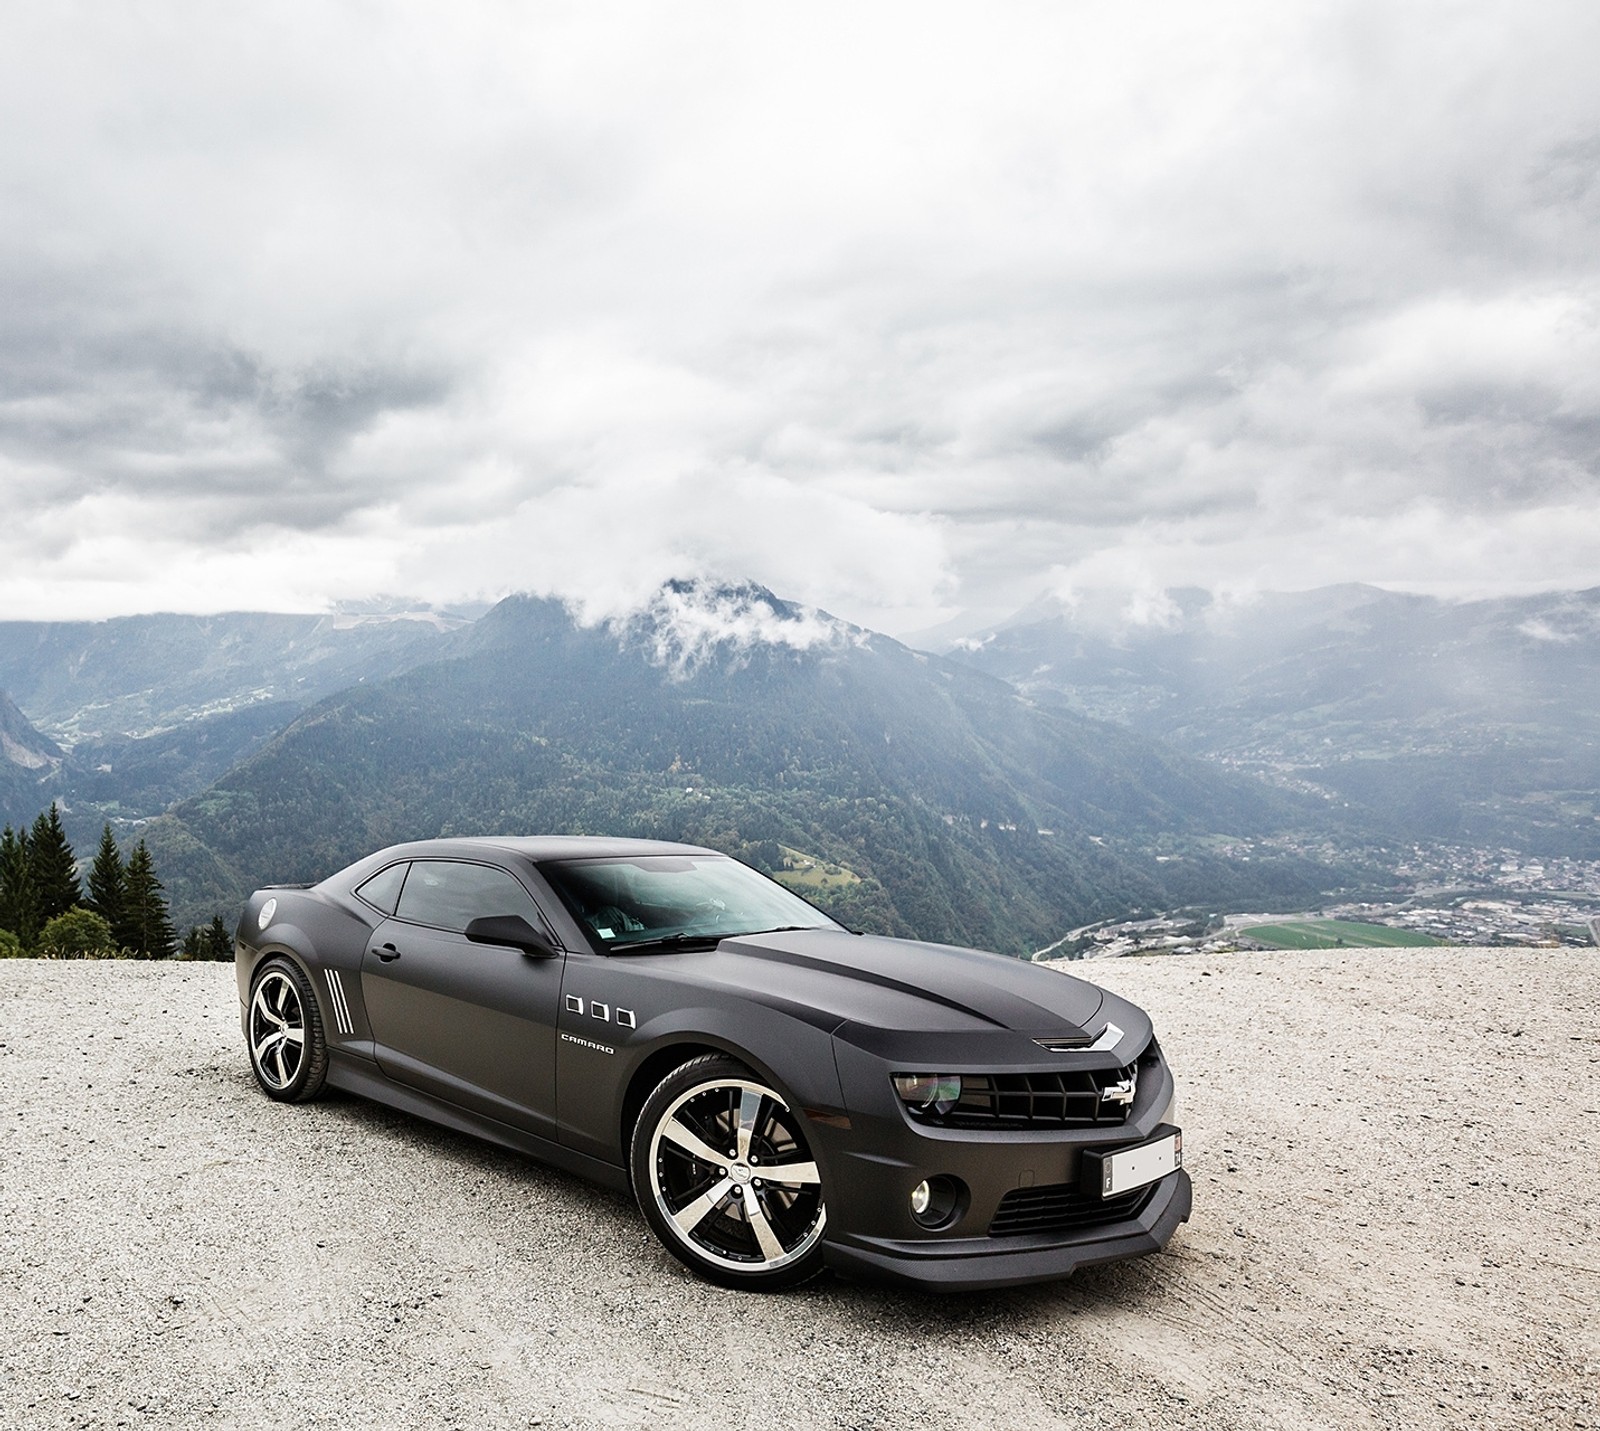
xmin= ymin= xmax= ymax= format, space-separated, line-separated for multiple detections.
xmin=631 ymin=1055 xmax=827 ymax=1290
xmin=247 ymin=957 xmax=329 ymax=1102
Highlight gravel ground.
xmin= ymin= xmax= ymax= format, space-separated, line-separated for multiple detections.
xmin=1 ymin=947 xmax=1596 ymax=1430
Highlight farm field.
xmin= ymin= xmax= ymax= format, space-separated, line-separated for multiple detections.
xmin=1238 ymin=918 xmax=1443 ymax=949
xmin=773 ymin=844 xmax=863 ymax=894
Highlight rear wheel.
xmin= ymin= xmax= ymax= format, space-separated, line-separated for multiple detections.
xmin=247 ymin=957 xmax=328 ymax=1102
xmin=631 ymin=1055 xmax=827 ymax=1290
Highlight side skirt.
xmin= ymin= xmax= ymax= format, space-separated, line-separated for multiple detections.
xmin=325 ymin=1049 xmax=631 ymax=1193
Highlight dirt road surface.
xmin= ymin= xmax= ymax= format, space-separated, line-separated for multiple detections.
xmin=2 ymin=948 xmax=1596 ymax=1429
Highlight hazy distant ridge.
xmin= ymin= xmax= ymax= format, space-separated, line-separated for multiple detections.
xmin=951 ymin=584 xmax=1600 ymax=856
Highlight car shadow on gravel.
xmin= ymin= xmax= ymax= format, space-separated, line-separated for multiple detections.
xmin=304 ymin=1087 xmax=638 ymax=1213
xmin=291 ymin=1089 xmax=1190 ymax=1315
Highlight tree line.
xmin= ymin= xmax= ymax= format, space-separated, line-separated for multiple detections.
xmin=0 ymin=803 xmax=230 ymax=960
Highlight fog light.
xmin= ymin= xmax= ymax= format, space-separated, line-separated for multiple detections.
xmin=908 ymin=1174 xmax=964 ymax=1229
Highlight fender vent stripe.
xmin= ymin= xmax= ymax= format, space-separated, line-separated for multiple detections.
xmin=325 ymin=969 xmax=354 ymax=1035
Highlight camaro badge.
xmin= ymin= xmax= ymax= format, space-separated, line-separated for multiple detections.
xmin=560 ymin=1031 xmax=614 ymax=1056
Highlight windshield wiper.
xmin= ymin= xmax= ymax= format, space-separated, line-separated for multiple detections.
xmin=609 ymin=932 xmax=726 ymax=954
xmin=608 ymin=923 xmax=830 ymax=954
xmin=734 ymin=924 xmax=835 ymax=937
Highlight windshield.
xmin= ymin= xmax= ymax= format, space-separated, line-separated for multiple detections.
xmin=538 ymin=854 xmax=839 ymax=952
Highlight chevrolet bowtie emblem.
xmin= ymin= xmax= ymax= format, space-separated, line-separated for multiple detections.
xmin=1099 ymin=1075 xmax=1136 ymax=1106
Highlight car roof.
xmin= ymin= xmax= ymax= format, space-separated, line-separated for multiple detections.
xmin=370 ymin=835 xmax=719 ymax=863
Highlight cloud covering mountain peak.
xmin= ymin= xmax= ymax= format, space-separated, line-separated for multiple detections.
xmin=609 ymin=579 xmax=862 ymax=677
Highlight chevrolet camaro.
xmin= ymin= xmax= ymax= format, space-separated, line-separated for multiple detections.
xmin=234 ymin=836 xmax=1190 ymax=1290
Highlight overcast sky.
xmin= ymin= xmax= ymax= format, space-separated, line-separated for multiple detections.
xmin=2 ymin=2 xmax=1597 ymax=637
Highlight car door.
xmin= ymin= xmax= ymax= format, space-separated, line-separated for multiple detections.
xmin=359 ymin=858 xmax=564 ymax=1140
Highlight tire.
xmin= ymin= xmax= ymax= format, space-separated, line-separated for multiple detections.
xmin=246 ymin=956 xmax=329 ymax=1103
xmin=630 ymin=1054 xmax=828 ymax=1290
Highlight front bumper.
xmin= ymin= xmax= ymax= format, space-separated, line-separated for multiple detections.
xmin=814 ymin=1018 xmax=1190 ymax=1290
xmin=821 ymin=1165 xmax=1191 ymax=1290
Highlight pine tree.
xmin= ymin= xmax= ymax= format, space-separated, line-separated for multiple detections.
xmin=85 ymin=825 xmax=126 ymax=942
xmin=0 ymin=825 xmax=38 ymax=947
xmin=28 ymin=804 xmax=81 ymax=924
xmin=119 ymin=840 xmax=176 ymax=959
xmin=205 ymin=914 xmax=233 ymax=961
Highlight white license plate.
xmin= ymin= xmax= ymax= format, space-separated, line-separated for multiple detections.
xmin=1100 ymin=1130 xmax=1182 ymax=1198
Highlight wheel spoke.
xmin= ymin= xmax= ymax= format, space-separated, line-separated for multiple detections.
xmin=762 ymin=1159 xmax=820 ymax=1186
xmin=272 ymin=1041 xmax=290 ymax=1085
xmin=282 ymin=1025 xmax=305 ymax=1046
xmin=742 ymin=1186 xmax=786 ymax=1262
xmin=252 ymin=991 xmax=283 ymax=1031
xmin=735 ymin=1088 xmax=763 ymax=1162
xmin=661 ymin=1115 xmax=731 ymax=1169
xmin=670 ymin=1175 xmax=734 ymax=1236
xmin=252 ymin=1029 xmax=283 ymax=1068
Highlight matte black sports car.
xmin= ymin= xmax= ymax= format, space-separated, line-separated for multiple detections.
xmin=235 ymin=837 xmax=1189 ymax=1290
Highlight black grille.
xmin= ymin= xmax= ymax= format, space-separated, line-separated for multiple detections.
xmin=989 ymin=1181 xmax=1155 ymax=1237
xmin=922 ymin=1064 xmax=1138 ymax=1129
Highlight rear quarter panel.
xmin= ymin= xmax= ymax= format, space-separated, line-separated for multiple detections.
xmin=235 ymin=887 xmax=378 ymax=1045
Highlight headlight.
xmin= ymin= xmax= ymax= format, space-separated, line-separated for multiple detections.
xmin=892 ymin=1073 xmax=962 ymax=1114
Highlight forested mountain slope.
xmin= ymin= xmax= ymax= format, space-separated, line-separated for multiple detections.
xmin=150 ymin=584 xmax=1345 ymax=951
xmin=0 ymin=608 xmax=469 ymax=841
xmin=0 ymin=691 xmax=61 ymax=825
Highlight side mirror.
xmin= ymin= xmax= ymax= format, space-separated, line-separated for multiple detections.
xmin=464 ymin=914 xmax=560 ymax=959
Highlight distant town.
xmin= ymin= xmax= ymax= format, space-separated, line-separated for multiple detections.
xmin=1041 ymin=841 xmax=1600 ymax=959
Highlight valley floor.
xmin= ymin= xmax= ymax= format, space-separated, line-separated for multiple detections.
xmin=0 ymin=949 xmax=1595 ymax=1430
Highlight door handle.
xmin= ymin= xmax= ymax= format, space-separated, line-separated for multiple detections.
xmin=373 ymin=943 xmax=400 ymax=962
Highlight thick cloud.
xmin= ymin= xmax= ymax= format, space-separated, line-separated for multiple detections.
xmin=1 ymin=1 xmax=1597 ymax=634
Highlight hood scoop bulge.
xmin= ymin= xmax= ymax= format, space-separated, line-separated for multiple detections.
xmin=1034 ymin=1022 xmax=1122 ymax=1054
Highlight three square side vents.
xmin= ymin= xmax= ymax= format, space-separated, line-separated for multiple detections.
xmin=565 ymin=995 xmax=636 ymax=1029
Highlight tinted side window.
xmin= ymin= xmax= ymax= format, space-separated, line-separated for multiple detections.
xmin=355 ymin=862 xmax=409 ymax=915
xmin=394 ymin=861 xmax=543 ymax=935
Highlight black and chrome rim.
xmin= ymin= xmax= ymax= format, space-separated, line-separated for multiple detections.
xmin=249 ymin=970 xmax=307 ymax=1091
xmin=648 ymin=1077 xmax=825 ymax=1273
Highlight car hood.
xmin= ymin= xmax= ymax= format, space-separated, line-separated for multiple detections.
xmin=701 ymin=928 xmax=1106 ymax=1036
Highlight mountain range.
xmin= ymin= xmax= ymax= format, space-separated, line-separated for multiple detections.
xmin=0 ymin=606 xmax=473 ymax=836
xmin=5 ymin=579 xmax=1594 ymax=950
xmin=0 ymin=583 xmax=1348 ymax=950
xmin=948 ymin=584 xmax=1600 ymax=857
